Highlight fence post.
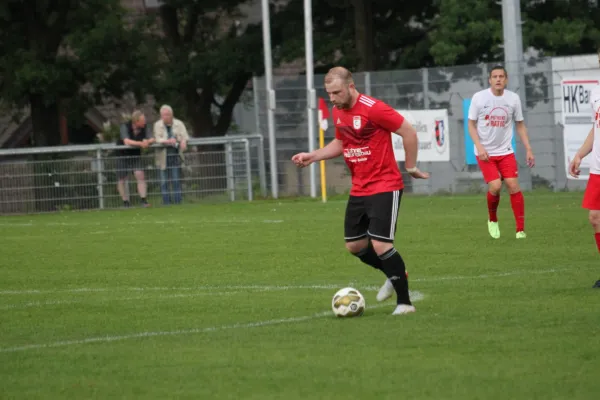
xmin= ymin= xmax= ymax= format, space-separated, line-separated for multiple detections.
xmin=257 ymin=136 xmax=267 ymax=197
xmin=225 ymin=141 xmax=235 ymax=201
xmin=96 ymin=148 xmax=104 ymax=209
xmin=421 ymin=67 xmax=433 ymax=194
xmin=253 ymin=76 xmax=261 ymax=135
xmin=422 ymin=68 xmax=430 ymax=109
xmin=365 ymin=71 xmax=372 ymax=96
xmin=481 ymin=63 xmax=488 ymax=86
xmin=244 ymin=139 xmax=253 ymax=201
xmin=124 ymin=164 xmax=130 ymax=200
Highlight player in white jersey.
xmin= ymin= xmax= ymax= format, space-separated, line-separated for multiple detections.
xmin=568 ymin=82 xmax=600 ymax=288
xmin=468 ymin=65 xmax=535 ymax=240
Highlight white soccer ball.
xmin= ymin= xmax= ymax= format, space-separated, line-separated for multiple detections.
xmin=331 ymin=287 xmax=365 ymax=317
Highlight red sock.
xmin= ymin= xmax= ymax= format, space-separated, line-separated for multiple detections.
xmin=595 ymin=233 xmax=600 ymax=253
xmin=510 ymin=192 xmax=525 ymax=232
xmin=487 ymin=192 xmax=500 ymax=222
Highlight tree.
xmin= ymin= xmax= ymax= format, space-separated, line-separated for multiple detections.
xmin=351 ymin=0 xmax=374 ymax=71
xmin=524 ymin=0 xmax=600 ymax=57
xmin=428 ymin=0 xmax=503 ymax=66
xmin=277 ymin=0 xmax=437 ymax=72
xmin=0 ymin=0 xmax=155 ymax=147
xmin=428 ymin=0 xmax=600 ymax=66
xmin=151 ymin=0 xmax=276 ymax=137
xmin=368 ymin=0 xmax=438 ymax=70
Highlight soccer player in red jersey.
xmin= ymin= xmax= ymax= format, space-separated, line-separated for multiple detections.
xmin=292 ymin=67 xmax=429 ymax=315
xmin=468 ymin=66 xmax=535 ymax=240
xmin=569 ymin=63 xmax=600 ymax=288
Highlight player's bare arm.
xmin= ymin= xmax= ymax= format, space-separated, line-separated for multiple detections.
xmin=467 ymin=119 xmax=488 ymax=161
xmin=570 ymin=127 xmax=595 ymax=178
xmin=123 ymin=138 xmax=148 ymax=148
xmin=291 ymin=138 xmax=344 ymax=168
xmin=515 ymin=121 xmax=535 ymax=167
xmin=394 ymin=119 xmax=430 ymax=179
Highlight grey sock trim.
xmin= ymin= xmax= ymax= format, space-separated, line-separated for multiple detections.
xmin=378 ymin=248 xmax=397 ymax=261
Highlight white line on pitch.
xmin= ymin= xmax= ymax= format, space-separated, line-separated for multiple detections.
xmin=0 ymin=300 xmax=75 ymax=310
xmin=0 ymin=284 xmax=343 ymax=295
xmin=0 ymin=288 xmax=423 ymax=311
xmin=0 ymin=268 xmax=574 ymax=296
xmin=0 ymin=219 xmax=286 ymax=228
xmin=411 ymin=268 xmax=568 ymax=283
xmin=0 ymin=222 xmax=34 ymax=226
xmin=0 ymin=296 xmax=424 ymax=353
xmin=0 ymin=291 xmax=239 ymax=310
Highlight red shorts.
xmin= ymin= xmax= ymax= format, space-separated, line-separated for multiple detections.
xmin=582 ymin=173 xmax=600 ymax=210
xmin=476 ymin=153 xmax=519 ymax=183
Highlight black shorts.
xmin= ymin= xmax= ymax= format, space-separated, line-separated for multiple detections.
xmin=116 ymin=156 xmax=143 ymax=179
xmin=344 ymin=190 xmax=403 ymax=243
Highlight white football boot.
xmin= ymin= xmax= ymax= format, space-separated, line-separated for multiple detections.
xmin=392 ymin=304 xmax=416 ymax=315
xmin=376 ymin=279 xmax=394 ymax=302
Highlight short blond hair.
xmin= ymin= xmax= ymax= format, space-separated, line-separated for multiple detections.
xmin=324 ymin=67 xmax=354 ymax=85
xmin=131 ymin=110 xmax=144 ymax=123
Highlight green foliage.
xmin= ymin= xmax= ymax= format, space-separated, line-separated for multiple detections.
xmin=148 ymin=0 xmax=270 ymax=137
xmin=429 ymin=0 xmax=600 ymax=66
xmin=4 ymin=0 xmax=600 ymax=146
xmin=428 ymin=0 xmax=503 ymax=66
xmin=0 ymin=0 xmax=157 ymax=144
xmin=96 ymin=113 xmax=131 ymax=144
xmin=277 ymin=0 xmax=437 ymax=71
xmin=523 ymin=0 xmax=600 ymax=56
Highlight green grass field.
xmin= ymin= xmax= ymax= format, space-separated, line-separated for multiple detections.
xmin=1 ymin=191 xmax=599 ymax=399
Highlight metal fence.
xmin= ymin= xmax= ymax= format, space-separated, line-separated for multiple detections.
xmin=246 ymin=54 xmax=600 ymax=197
xmin=0 ymin=135 xmax=266 ymax=214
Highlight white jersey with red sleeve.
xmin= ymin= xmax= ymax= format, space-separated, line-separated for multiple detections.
xmin=590 ymin=85 xmax=600 ymax=174
xmin=468 ymin=88 xmax=524 ymax=156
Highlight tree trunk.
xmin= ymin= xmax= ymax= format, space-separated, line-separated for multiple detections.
xmin=29 ymin=94 xmax=61 ymax=147
xmin=185 ymin=86 xmax=214 ymax=138
xmin=214 ymin=74 xmax=251 ymax=136
xmin=352 ymin=0 xmax=375 ymax=71
xmin=29 ymin=94 xmax=64 ymax=211
xmin=181 ymin=76 xmax=252 ymax=201
xmin=183 ymin=85 xmax=229 ymax=199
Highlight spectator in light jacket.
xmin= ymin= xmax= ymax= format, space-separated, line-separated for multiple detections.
xmin=153 ymin=105 xmax=189 ymax=205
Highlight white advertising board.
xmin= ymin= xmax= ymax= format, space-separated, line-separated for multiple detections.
xmin=561 ymin=78 xmax=599 ymax=180
xmin=392 ymin=109 xmax=450 ymax=162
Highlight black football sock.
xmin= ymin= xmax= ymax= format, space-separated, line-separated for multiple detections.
xmin=378 ymin=248 xmax=411 ymax=305
xmin=352 ymin=241 xmax=382 ymax=271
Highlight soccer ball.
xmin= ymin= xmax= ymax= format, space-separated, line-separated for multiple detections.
xmin=331 ymin=287 xmax=365 ymax=317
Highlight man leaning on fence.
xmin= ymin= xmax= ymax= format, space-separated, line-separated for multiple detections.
xmin=153 ymin=105 xmax=189 ymax=205
xmin=116 ymin=110 xmax=154 ymax=208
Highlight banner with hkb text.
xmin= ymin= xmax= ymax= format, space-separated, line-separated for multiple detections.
xmin=391 ymin=109 xmax=450 ymax=162
xmin=561 ymin=78 xmax=599 ymax=180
